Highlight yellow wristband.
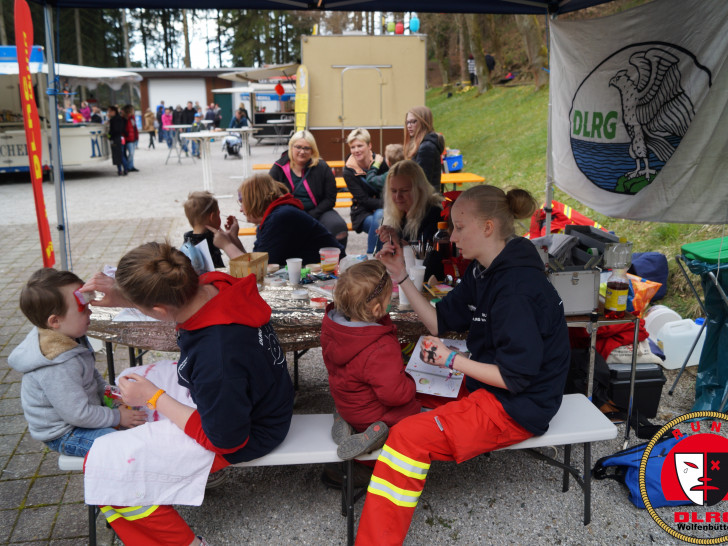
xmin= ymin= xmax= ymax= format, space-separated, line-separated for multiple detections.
xmin=146 ymin=389 xmax=165 ymax=410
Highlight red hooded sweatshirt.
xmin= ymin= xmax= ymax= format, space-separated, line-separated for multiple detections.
xmin=321 ymin=303 xmax=420 ymax=431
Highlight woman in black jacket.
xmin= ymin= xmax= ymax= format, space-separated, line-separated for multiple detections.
xmin=342 ymin=128 xmax=389 ymax=253
xmin=269 ymin=130 xmax=348 ymax=250
xmin=404 ymin=106 xmax=445 ymax=191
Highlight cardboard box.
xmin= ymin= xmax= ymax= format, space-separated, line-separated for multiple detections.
xmin=229 ymin=252 xmax=269 ymax=282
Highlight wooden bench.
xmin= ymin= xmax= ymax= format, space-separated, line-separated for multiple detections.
xmin=238 ymin=222 xmax=353 ymax=237
xmin=253 ymin=160 xmax=346 ymax=171
xmin=57 ymin=394 xmax=616 ymax=545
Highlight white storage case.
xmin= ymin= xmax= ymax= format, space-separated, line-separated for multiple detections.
xmin=548 ymin=268 xmax=600 ymax=316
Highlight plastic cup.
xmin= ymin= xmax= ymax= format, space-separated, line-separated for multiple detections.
xmin=398 ymin=285 xmax=410 ymax=307
xmin=286 ymin=258 xmax=302 ymax=285
xmin=415 ymin=258 xmax=424 ymax=267
xmin=410 ymin=265 xmax=426 ymax=292
xmin=319 ymin=247 xmax=341 ymax=273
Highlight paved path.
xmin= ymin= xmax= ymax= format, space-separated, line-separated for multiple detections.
xmin=0 ymin=140 xmax=696 ymax=545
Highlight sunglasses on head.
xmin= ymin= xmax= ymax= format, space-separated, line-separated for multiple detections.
xmin=73 ymin=289 xmax=94 ymax=312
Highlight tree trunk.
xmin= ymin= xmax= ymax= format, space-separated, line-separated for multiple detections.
xmin=182 ymin=9 xmax=191 ymax=68
xmin=74 ymin=9 xmax=85 ymax=100
xmin=456 ymin=14 xmax=468 ymax=85
xmin=120 ymin=9 xmax=133 ymax=103
xmin=217 ymin=10 xmax=223 ymax=67
xmin=515 ymin=14 xmax=548 ymax=90
xmin=465 ymin=14 xmax=490 ymax=94
xmin=0 ymin=3 xmax=7 ymax=46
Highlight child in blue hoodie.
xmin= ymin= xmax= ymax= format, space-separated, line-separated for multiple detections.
xmin=8 ymin=269 xmax=146 ymax=456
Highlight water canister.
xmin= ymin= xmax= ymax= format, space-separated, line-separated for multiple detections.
xmin=644 ymin=305 xmax=681 ymax=339
xmin=656 ymin=319 xmax=706 ymax=370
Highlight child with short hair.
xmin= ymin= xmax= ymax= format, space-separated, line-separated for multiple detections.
xmin=365 ymin=143 xmax=405 ymax=189
xmin=321 ymin=260 xmax=420 ymax=463
xmin=182 ymin=191 xmax=226 ymax=269
xmin=8 ymin=268 xmax=146 ymax=457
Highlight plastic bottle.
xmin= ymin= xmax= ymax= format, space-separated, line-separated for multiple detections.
xmin=433 ymin=222 xmax=452 ymax=260
xmin=605 ymin=268 xmax=629 ymax=318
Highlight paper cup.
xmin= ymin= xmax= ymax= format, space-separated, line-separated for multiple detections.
xmin=398 ymin=285 xmax=410 ymax=307
xmin=410 ymin=265 xmax=427 ymax=292
xmin=319 ymin=247 xmax=341 ymax=273
xmin=286 ymin=258 xmax=302 ymax=285
xmin=415 ymin=259 xmax=424 ymax=267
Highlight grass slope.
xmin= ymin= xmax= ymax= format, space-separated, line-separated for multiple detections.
xmin=428 ymin=85 xmax=725 ymax=318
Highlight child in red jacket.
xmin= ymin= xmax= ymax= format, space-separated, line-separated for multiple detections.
xmin=321 ymin=260 xmax=420 ymax=463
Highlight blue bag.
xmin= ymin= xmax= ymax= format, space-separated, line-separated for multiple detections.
xmin=629 ymin=252 xmax=669 ymax=301
xmin=592 ymin=435 xmax=690 ymax=509
xmin=179 ymin=241 xmax=209 ymax=275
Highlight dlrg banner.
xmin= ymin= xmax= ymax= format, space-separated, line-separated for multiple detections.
xmin=549 ymin=0 xmax=728 ymax=224
xmin=14 ymin=0 xmax=55 ymax=267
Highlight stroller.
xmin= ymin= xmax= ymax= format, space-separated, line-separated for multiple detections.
xmin=222 ymin=134 xmax=242 ymax=159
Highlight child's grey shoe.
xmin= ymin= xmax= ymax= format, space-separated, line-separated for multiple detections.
xmin=337 ymin=421 xmax=388 ymax=460
xmin=331 ymin=409 xmax=354 ymax=445
xmin=205 ymin=469 xmax=229 ymax=490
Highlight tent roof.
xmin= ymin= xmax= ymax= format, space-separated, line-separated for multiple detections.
xmin=30 ymin=0 xmax=616 ymax=15
xmin=0 ymin=61 xmax=142 ymax=90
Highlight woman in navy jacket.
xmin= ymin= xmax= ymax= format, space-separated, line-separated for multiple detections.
xmin=213 ymin=173 xmax=344 ymax=267
xmin=356 ymin=185 xmax=571 ymax=544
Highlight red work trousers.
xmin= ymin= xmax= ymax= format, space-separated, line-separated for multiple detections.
xmin=355 ymin=388 xmax=533 ymax=546
xmin=101 ymin=505 xmax=195 ymax=545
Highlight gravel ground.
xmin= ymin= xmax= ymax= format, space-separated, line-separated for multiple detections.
xmin=0 ymin=139 xmax=706 ymax=545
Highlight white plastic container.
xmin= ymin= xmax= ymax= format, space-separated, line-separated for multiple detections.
xmin=644 ymin=305 xmax=681 ymax=339
xmin=656 ymin=319 xmax=706 ymax=369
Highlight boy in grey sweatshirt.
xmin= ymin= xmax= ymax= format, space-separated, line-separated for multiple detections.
xmin=8 ymin=269 xmax=146 ymax=456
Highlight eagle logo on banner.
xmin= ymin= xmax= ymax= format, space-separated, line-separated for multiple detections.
xmin=609 ymin=49 xmax=695 ymax=183
xmin=569 ymin=44 xmax=711 ymax=195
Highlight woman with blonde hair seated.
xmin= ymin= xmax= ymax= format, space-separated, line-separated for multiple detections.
xmin=269 ymin=130 xmax=349 ymax=249
xmin=378 ymin=159 xmax=442 ymax=251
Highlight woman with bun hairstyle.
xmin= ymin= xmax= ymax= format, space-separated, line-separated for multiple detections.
xmin=80 ymin=242 xmax=294 ymax=545
xmin=404 ymin=106 xmax=444 ymax=191
xmin=356 ymin=185 xmax=571 ymax=544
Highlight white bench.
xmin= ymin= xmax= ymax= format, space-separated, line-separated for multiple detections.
xmin=58 ymin=394 xmax=616 ymax=545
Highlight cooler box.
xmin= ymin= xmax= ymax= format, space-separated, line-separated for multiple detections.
xmin=607 ymin=362 xmax=666 ymax=418
xmin=444 ymin=155 xmax=462 ymax=173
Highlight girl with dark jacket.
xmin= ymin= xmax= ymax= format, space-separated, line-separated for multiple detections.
xmin=404 ymin=106 xmax=445 ymax=191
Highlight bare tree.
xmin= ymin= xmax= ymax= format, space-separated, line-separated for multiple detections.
xmin=465 ymin=14 xmax=490 ymax=94
xmin=74 ymin=9 xmax=85 ymax=100
xmin=515 ymin=14 xmax=548 ymax=89
xmin=456 ymin=14 xmax=468 ymax=84
xmin=182 ymin=9 xmax=191 ymax=68
xmin=1 ymin=2 xmax=9 ymax=45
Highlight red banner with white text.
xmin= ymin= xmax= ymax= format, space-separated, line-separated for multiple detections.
xmin=14 ymin=0 xmax=55 ymax=267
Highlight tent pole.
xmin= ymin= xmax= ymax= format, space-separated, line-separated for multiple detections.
xmin=544 ymin=10 xmax=553 ymax=236
xmin=43 ymin=4 xmax=69 ymax=270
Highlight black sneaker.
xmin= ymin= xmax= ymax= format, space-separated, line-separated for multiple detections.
xmin=331 ymin=409 xmax=354 ymax=445
xmin=321 ymin=461 xmax=373 ymax=490
xmin=337 ymin=421 xmax=388 ymax=460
